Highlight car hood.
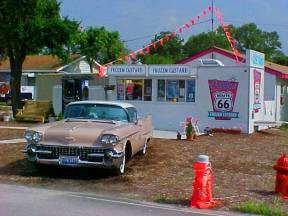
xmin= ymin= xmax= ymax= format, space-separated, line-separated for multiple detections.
xmin=35 ymin=120 xmax=122 ymax=147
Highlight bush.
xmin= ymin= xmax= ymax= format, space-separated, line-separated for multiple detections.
xmin=186 ymin=121 xmax=194 ymax=135
xmin=56 ymin=113 xmax=64 ymax=121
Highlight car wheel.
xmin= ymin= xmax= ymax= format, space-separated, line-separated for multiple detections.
xmin=114 ymin=150 xmax=126 ymax=175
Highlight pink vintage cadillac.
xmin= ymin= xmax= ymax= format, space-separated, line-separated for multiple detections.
xmin=22 ymin=101 xmax=153 ymax=175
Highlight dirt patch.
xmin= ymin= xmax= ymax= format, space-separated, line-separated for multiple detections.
xmin=0 ymin=129 xmax=25 ymax=140
xmin=0 ymin=124 xmax=288 ymax=212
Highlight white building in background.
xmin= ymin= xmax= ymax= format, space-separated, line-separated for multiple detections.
xmin=106 ymin=48 xmax=288 ymax=134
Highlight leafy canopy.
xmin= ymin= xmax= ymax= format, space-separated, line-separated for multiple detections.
xmin=232 ymin=23 xmax=282 ymax=60
xmin=141 ymin=32 xmax=184 ymax=64
xmin=183 ymin=31 xmax=230 ymax=57
xmin=0 ymin=0 xmax=79 ymax=114
xmin=77 ymin=26 xmax=125 ymax=70
xmin=182 ymin=23 xmax=286 ymax=64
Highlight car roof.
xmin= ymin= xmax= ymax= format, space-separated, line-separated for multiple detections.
xmin=67 ymin=101 xmax=135 ymax=109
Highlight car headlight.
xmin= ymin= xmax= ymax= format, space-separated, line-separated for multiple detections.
xmin=24 ymin=131 xmax=42 ymax=143
xmin=100 ymin=134 xmax=119 ymax=145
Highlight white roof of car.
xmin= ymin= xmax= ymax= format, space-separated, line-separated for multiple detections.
xmin=68 ymin=101 xmax=135 ymax=109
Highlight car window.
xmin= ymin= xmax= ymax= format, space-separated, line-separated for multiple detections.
xmin=64 ymin=104 xmax=129 ymax=122
xmin=126 ymin=107 xmax=137 ymax=123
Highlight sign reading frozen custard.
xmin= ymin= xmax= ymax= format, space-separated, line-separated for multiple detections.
xmin=253 ymin=69 xmax=262 ymax=112
xmin=148 ymin=65 xmax=190 ymax=76
xmin=108 ymin=65 xmax=146 ymax=76
xmin=208 ymin=79 xmax=239 ymax=120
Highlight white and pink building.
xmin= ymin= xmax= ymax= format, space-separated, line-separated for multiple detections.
xmin=106 ymin=47 xmax=288 ymax=133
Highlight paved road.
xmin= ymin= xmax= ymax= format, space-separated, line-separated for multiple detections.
xmin=0 ymin=184 xmax=247 ymax=216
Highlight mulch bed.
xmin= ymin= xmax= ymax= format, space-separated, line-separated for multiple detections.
xmin=0 ymin=123 xmax=288 ymax=212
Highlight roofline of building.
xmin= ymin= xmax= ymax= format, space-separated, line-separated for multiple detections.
xmin=0 ymin=55 xmax=86 ymax=73
xmin=177 ymin=47 xmax=245 ymax=64
xmin=177 ymin=47 xmax=288 ymax=79
xmin=265 ymin=67 xmax=288 ymax=79
xmin=57 ymin=56 xmax=87 ymax=72
xmin=0 ymin=69 xmax=58 ymax=73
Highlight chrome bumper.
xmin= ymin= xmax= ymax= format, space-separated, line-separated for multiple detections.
xmin=22 ymin=147 xmax=124 ymax=168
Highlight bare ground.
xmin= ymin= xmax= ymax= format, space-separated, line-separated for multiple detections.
xmin=0 ymin=123 xmax=288 ymax=212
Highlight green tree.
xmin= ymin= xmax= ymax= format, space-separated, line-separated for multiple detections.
xmin=232 ymin=23 xmax=282 ymax=60
xmin=141 ymin=54 xmax=174 ymax=64
xmin=77 ymin=27 xmax=125 ymax=71
xmin=272 ymin=52 xmax=288 ymax=66
xmin=0 ymin=0 xmax=79 ymax=115
xmin=141 ymin=32 xmax=184 ymax=64
xmin=183 ymin=31 xmax=230 ymax=57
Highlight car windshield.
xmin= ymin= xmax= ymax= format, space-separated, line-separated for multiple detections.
xmin=64 ymin=104 xmax=129 ymax=122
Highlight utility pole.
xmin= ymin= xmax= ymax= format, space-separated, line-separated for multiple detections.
xmin=211 ymin=0 xmax=214 ymax=33
xmin=211 ymin=0 xmax=215 ymax=59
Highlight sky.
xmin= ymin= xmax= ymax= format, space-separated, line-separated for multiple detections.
xmin=61 ymin=0 xmax=288 ymax=55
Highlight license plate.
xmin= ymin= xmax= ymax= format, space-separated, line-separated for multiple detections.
xmin=59 ymin=156 xmax=79 ymax=165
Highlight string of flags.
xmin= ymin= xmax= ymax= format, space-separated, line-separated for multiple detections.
xmin=214 ymin=7 xmax=242 ymax=63
xmin=97 ymin=5 xmax=241 ymax=77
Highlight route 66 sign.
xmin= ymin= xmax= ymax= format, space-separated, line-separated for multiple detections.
xmin=214 ymin=92 xmax=232 ymax=112
xmin=208 ymin=80 xmax=239 ymax=120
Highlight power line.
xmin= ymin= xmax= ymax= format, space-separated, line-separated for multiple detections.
xmin=122 ymin=19 xmax=212 ymax=43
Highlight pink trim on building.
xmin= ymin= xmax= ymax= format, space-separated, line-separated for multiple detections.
xmin=265 ymin=67 xmax=288 ymax=79
xmin=177 ymin=47 xmax=244 ymax=64
xmin=177 ymin=47 xmax=288 ymax=79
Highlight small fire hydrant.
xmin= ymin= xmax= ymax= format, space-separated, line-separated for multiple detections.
xmin=273 ymin=154 xmax=288 ymax=199
xmin=190 ymin=155 xmax=220 ymax=209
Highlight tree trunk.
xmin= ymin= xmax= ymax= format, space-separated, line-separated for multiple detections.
xmin=89 ymin=60 xmax=93 ymax=73
xmin=9 ymin=57 xmax=23 ymax=117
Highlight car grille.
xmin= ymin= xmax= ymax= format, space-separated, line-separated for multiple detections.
xmin=36 ymin=145 xmax=104 ymax=162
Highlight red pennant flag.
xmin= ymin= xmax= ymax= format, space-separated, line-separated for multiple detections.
xmin=138 ymin=49 xmax=143 ymax=55
xmin=171 ymin=31 xmax=176 ymax=38
xmin=234 ymin=49 xmax=241 ymax=56
xmin=223 ymin=25 xmax=229 ymax=31
xmin=152 ymin=42 xmax=157 ymax=49
xmin=145 ymin=46 xmax=150 ymax=54
xmin=191 ymin=19 xmax=195 ymax=25
xmin=203 ymin=10 xmax=207 ymax=16
xmin=197 ymin=15 xmax=201 ymax=21
xmin=97 ymin=65 xmax=105 ymax=78
xmin=185 ymin=23 xmax=190 ymax=29
xmin=178 ymin=27 xmax=183 ymax=33
xmin=159 ymin=38 xmax=164 ymax=46
xmin=208 ymin=6 xmax=212 ymax=12
xmin=165 ymin=34 xmax=169 ymax=42
xmin=125 ymin=55 xmax=130 ymax=62
xmin=216 ymin=12 xmax=223 ymax=18
xmin=225 ymin=32 xmax=231 ymax=38
xmin=130 ymin=52 xmax=137 ymax=60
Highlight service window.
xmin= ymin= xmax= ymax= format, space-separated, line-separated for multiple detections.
xmin=157 ymin=79 xmax=196 ymax=102
xmin=144 ymin=79 xmax=152 ymax=101
xmin=126 ymin=80 xmax=143 ymax=101
xmin=166 ymin=80 xmax=179 ymax=102
xmin=117 ymin=80 xmax=125 ymax=100
xmin=186 ymin=80 xmax=196 ymax=102
xmin=116 ymin=79 xmax=152 ymax=101
xmin=157 ymin=80 xmax=166 ymax=101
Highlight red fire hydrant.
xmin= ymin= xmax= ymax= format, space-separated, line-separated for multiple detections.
xmin=273 ymin=154 xmax=288 ymax=199
xmin=190 ymin=155 xmax=220 ymax=209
